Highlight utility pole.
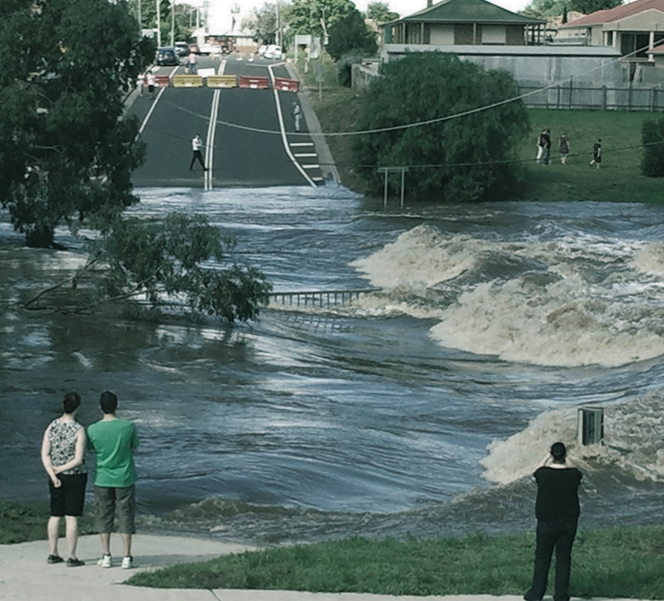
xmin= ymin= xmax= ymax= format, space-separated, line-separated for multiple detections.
xmin=170 ymin=0 xmax=175 ymax=46
xmin=156 ymin=0 xmax=161 ymax=47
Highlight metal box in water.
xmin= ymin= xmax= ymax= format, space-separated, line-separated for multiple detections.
xmin=577 ymin=407 xmax=604 ymax=445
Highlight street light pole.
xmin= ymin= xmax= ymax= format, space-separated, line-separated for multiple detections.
xmin=170 ymin=0 xmax=175 ymax=46
xmin=156 ymin=0 xmax=161 ymax=47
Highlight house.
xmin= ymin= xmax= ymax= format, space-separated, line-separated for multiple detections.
xmin=383 ymin=0 xmax=546 ymax=47
xmin=558 ymin=0 xmax=664 ymax=56
xmin=378 ymin=0 xmax=622 ymax=88
xmin=558 ymin=0 xmax=664 ymax=81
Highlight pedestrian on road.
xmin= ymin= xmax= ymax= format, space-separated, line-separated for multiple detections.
xmin=187 ymin=51 xmax=198 ymax=74
xmin=524 ymin=442 xmax=582 ymax=601
xmin=41 ymin=391 xmax=87 ymax=568
xmin=590 ymin=138 xmax=602 ymax=168
xmin=87 ymin=391 xmax=139 ymax=570
xmin=146 ymin=71 xmax=156 ymax=99
xmin=189 ymin=134 xmax=207 ymax=171
xmin=291 ymin=101 xmax=302 ymax=132
xmin=559 ymin=132 xmax=569 ymax=165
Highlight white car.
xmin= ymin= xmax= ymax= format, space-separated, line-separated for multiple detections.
xmin=263 ymin=45 xmax=283 ymax=60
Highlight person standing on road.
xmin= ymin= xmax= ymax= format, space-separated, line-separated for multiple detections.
xmin=187 ymin=51 xmax=198 ymax=74
xmin=146 ymin=71 xmax=156 ymax=99
xmin=41 ymin=391 xmax=87 ymax=568
xmin=291 ymin=101 xmax=302 ymax=132
xmin=189 ymin=134 xmax=207 ymax=171
xmin=524 ymin=442 xmax=582 ymax=601
xmin=87 ymin=391 xmax=139 ymax=570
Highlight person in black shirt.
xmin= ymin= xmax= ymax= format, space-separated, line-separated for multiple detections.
xmin=524 ymin=442 xmax=582 ymax=601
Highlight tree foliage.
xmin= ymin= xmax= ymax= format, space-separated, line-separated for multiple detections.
xmin=524 ymin=0 xmax=621 ymax=17
xmin=284 ymin=0 xmax=357 ymax=38
xmin=570 ymin=0 xmax=622 ymax=13
xmin=641 ymin=117 xmax=664 ymax=178
xmin=353 ymin=53 xmax=530 ymax=202
xmin=366 ymin=2 xmax=399 ymax=22
xmin=0 ymin=0 xmax=154 ymax=248
xmin=25 ymin=214 xmax=272 ymax=323
xmin=242 ymin=2 xmax=279 ymax=45
xmin=326 ymin=7 xmax=378 ymax=61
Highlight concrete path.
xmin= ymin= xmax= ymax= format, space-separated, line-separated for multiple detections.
xmin=0 ymin=533 xmax=638 ymax=601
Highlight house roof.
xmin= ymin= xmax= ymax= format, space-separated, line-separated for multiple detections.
xmin=651 ymin=42 xmax=664 ymax=53
xmin=385 ymin=0 xmax=545 ymax=26
xmin=560 ymin=0 xmax=664 ymax=28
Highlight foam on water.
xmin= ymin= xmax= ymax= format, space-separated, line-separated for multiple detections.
xmin=482 ymin=392 xmax=664 ymax=485
xmin=350 ymin=224 xmax=664 ymax=367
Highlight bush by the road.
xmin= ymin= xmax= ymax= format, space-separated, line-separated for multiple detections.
xmin=641 ymin=116 xmax=664 ymax=177
xmin=352 ymin=53 xmax=530 ymax=202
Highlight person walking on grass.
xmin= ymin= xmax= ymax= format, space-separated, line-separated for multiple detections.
xmin=524 ymin=442 xmax=582 ymax=601
xmin=559 ymin=133 xmax=569 ymax=165
xmin=590 ymin=138 xmax=602 ymax=168
xmin=87 ymin=391 xmax=139 ymax=570
xmin=41 ymin=391 xmax=87 ymax=567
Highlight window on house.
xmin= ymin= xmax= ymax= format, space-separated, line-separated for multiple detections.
xmin=481 ymin=26 xmax=507 ymax=45
xmin=621 ymin=32 xmax=651 ymax=57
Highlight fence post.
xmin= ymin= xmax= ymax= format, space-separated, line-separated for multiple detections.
xmin=602 ymin=86 xmax=607 ymax=111
xmin=568 ymin=76 xmax=573 ymax=109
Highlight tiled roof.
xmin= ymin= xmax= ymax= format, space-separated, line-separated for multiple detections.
xmin=560 ymin=0 xmax=664 ymax=28
xmin=389 ymin=0 xmax=545 ymax=25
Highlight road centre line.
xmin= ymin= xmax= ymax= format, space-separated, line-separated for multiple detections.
xmin=267 ymin=64 xmax=316 ymax=188
xmin=204 ymin=89 xmax=220 ymax=190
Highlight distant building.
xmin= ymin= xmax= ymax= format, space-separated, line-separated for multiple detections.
xmin=558 ymin=0 xmax=664 ymax=81
xmin=377 ymin=0 xmax=623 ymax=88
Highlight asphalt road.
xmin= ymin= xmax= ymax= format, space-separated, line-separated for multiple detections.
xmin=128 ymin=55 xmax=325 ymax=188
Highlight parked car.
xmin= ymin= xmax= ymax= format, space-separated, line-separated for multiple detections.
xmin=155 ymin=47 xmax=178 ymax=66
xmin=174 ymin=41 xmax=189 ymax=57
xmin=263 ymin=45 xmax=283 ymax=60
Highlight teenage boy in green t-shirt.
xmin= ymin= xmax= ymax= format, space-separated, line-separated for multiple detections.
xmin=87 ymin=391 xmax=139 ymax=569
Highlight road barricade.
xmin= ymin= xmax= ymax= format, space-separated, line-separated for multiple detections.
xmin=172 ymin=74 xmax=203 ymax=88
xmin=238 ymin=75 xmax=270 ymax=89
xmin=145 ymin=74 xmax=170 ymax=87
xmin=274 ymin=77 xmax=299 ymax=92
xmin=207 ymin=75 xmax=238 ymax=88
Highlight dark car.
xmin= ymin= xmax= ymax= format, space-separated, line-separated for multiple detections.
xmin=174 ymin=41 xmax=189 ymax=57
xmin=155 ymin=47 xmax=178 ymax=66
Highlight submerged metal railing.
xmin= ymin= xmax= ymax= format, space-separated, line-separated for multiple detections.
xmin=269 ymin=288 xmax=378 ymax=308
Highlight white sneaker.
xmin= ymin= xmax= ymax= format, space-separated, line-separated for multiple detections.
xmin=121 ymin=555 xmax=133 ymax=569
xmin=97 ymin=554 xmax=112 ymax=568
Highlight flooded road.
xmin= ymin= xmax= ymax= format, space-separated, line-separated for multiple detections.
xmin=3 ymin=187 xmax=664 ymax=544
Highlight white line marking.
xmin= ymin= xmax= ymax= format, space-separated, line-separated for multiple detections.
xmin=290 ymin=142 xmax=314 ymax=147
xmin=302 ymin=164 xmax=320 ymax=169
xmin=205 ymin=89 xmax=221 ymax=190
xmin=294 ymin=153 xmax=317 ymax=158
xmin=267 ymin=64 xmax=315 ymax=188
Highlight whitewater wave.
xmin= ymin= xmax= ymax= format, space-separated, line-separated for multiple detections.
xmin=350 ymin=225 xmax=664 ymax=367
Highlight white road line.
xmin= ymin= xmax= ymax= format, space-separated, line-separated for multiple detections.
xmin=302 ymin=164 xmax=320 ymax=170
xmin=267 ymin=64 xmax=316 ymax=188
xmin=294 ymin=153 xmax=317 ymax=158
xmin=205 ymin=89 xmax=221 ymax=190
xmin=137 ymin=66 xmax=179 ymax=137
xmin=290 ymin=142 xmax=314 ymax=147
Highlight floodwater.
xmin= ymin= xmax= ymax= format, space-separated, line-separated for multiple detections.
xmin=3 ymin=186 xmax=664 ymax=544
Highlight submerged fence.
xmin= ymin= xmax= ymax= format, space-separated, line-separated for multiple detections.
xmin=269 ymin=289 xmax=377 ymax=309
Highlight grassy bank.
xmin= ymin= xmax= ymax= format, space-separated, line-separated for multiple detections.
xmin=296 ymin=57 xmax=663 ymax=202
xmin=126 ymin=527 xmax=664 ymax=598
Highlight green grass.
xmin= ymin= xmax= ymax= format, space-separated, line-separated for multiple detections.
xmin=0 ymin=502 xmax=95 ymax=545
xmin=294 ymin=60 xmax=664 ymax=202
xmin=126 ymin=527 xmax=664 ymax=598
xmin=520 ymin=109 xmax=663 ymax=203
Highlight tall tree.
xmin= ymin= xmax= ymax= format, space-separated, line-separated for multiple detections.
xmin=284 ymin=0 xmax=357 ymax=39
xmin=326 ymin=6 xmax=377 ymax=61
xmin=0 ymin=0 xmax=154 ymax=248
xmin=242 ymin=2 xmax=279 ymax=45
xmin=570 ymin=0 xmax=622 ymax=13
xmin=353 ymin=53 xmax=530 ymax=202
xmin=366 ymin=2 xmax=399 ymax=22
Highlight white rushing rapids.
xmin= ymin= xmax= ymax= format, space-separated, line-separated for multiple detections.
xmin=351 ymin=224 xmax=664 ymax=368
